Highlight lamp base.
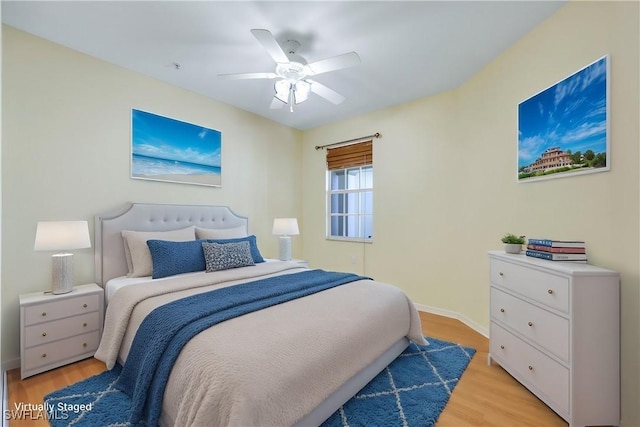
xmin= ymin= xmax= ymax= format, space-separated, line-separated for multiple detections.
xmin=278 ymin=236 xmax=292 ymax=261
xmin=52 ymin=253 xmax=74 ymax=294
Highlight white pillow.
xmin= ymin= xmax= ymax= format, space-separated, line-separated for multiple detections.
xmin=121 ymin=226 xmax=196 ymax=277
xmin=195 ymin=225 xmax=247 ymax=240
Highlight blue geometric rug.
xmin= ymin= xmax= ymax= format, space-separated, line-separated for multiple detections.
xmin=44 ymin=337 xmax=475 ymax=427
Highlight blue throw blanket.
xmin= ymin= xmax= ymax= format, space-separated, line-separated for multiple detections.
xmin=115 ymin=269 xmax=369 ymax=426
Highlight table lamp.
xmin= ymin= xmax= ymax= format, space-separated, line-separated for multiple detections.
xmin=272 ymin=218 xmax=299 ymax=261
xmin=34 ymin=220 xmax=91 ymax=294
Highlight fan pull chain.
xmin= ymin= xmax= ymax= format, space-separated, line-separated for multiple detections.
xmin=289 ymin=85 xmax=295 ymax=112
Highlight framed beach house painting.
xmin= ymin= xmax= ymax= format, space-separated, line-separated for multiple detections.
xmin=517 ymin=55 xmax=609 ymax=182
xmin=131 ymin=109 xmax=222 ymax=187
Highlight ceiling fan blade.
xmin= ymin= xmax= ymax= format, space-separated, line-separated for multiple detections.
xmin=306 ymin=52 xmax=361 ymax=75
xmin=250 ymin=29 xmax=290 ymax=64
xmin=217 ymin=72 xmax=277 ymax=80
xmin=310 ymin=81 xmax=345 ymax=104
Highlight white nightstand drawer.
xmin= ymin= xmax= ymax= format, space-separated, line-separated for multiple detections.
xmin=490 ymin=322 xmax=569 ymax=415
xmin=490 ymin=287 xmax=569 ymax=361
xmin=24 ymin=312 xmax=100 ymax=347
xmin=23 ymin=330 xmax=100 ymax=372
xmin=490 ymin=258 xmax=569 ymax=313
xmin=20 ymin=283 xmax=104 ymax=379
xmin=24 ymin=293 xmax=100 ymax=326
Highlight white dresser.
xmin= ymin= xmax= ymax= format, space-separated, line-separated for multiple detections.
xmin=488 ymin=251 xmax=619 ymax=427
xmin=20 ymin=283 xmax=104 ymax=379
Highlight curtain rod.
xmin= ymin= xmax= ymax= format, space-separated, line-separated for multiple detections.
xmin=314 ymin=132 xmax=381 ymax=150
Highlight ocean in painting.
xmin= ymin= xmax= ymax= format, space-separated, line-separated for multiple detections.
xmin=132 ymin=154 xmax=221 ymax=177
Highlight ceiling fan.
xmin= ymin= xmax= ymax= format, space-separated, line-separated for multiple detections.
xmin=218 ymin=29 xmax=361 ymax=112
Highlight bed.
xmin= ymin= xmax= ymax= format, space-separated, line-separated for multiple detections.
xmin=93 ymin=202 xmax=426 ymax=427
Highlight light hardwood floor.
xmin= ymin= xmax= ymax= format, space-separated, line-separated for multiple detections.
xmin=6 ymin=311 xmax=567 ymax=426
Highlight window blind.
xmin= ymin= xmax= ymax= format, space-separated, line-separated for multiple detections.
xmin=326 ymin=141 xmax=373 ymax=170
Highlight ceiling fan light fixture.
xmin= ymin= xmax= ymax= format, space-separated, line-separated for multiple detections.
xmin=274 ymin=80 xmax=291 ymax=103
xmin=294 ymin=81 xmax=311 ymax=104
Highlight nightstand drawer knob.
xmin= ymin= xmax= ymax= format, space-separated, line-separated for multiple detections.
xmin=528 ymin=365 xmax=533 ymax=371
xmin=41 ymin=312 xmax=47 ymax=317
xmin=547 ymin=289 xmax=554 ymax=294
xmin=83 ymin=323 xmax=87 ymax=327
xmin=528 ymin=321 xmax=533 ymax=327
xmin=83 ymin=343 xmax=87 ymax=348
xmin=83 ymin=304 xmax=88 ymax=308
xmin=500 ymin=345 xmax=505 ymax=350
xmin=500 ymin=308 xmax=505 ymax=313
xmin=499 ymin=272 xmax=504 ymax=276
xmin=41 ymin=353 xmax=47 ymax=358
xmin=42 ymin=332 xmax=47 ymax=337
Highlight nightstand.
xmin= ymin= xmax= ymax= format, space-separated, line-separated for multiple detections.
xmin=19 ymin=283 xmax=104 ymax=379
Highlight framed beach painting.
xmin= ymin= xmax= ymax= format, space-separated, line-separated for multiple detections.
xmin=131 ymin=109 xmax=222 ymax=187
xmin=517 ymin=55 xmax=609 ymax=182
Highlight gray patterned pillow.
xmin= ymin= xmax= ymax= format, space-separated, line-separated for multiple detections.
xmin=202 ymin=241 xmax=255 ymax=272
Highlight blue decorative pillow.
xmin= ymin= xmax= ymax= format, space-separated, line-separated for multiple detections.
xmin=202 ymin=241 xmax=255 ymax=272
xmin=205 ymin=235 xmax=265 ymax=263
xmin=147 ymin=239 xmax=207 ymax=279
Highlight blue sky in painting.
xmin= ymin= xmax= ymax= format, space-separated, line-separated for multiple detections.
xmin=132 ymin=109 xmax=221 ymax=167
xmin=518 ymin=57 xmax=607 ymax=169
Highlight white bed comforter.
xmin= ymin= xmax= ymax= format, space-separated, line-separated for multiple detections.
xmin=95 ymin=261 xmax=426 ymax=427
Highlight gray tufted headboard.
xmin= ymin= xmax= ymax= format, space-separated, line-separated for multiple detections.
xmin=94 ymin=202 xmax=249 ymax=286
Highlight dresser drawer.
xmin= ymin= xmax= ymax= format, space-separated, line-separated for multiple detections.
xmin=23 ymin=330 xmax=100 ymax=372
xmin=490 ymin=287 xmax=569 ymax=361
xmin=24 ymin=293 xmax=100 ymax=326
xmin=24 ymin=312 xmax=100 ymax=347
xmin=490 ymin=258 xmax=569 ymax=313
xmin=490 ymin=322 xmax=569 ymax=415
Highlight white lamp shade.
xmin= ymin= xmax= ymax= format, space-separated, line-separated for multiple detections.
xmin=34 ymin=221 xmax=91 ymax=251
xmin=272 ymin=218 xmax=299 ymax=236
xmin=274 ymin=80 xmax=291 ymax=103
xmin=294 ymin=81 xmax=311 ymax=104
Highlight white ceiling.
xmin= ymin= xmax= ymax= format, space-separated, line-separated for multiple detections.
xmin=2 ymin=1 xmax=566 ymax=130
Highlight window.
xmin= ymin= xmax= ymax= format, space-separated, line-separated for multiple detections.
xmin=326 ymin=141 xmax=373 ymax=241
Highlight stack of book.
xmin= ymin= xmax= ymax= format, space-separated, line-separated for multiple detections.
xmin=526 ymin=239 xmax=587 ymax=262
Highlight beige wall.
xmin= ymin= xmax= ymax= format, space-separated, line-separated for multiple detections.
xmin=2 ymin=1 xmax=639 ymax=424
xmin=302 ymin=1 xmax=639 ymax=425
xmin=1 ymin=26 xmax=303 ymax=364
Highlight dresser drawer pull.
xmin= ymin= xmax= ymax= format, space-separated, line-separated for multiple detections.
xmin=41 ymin=312 xmax=47 ymax=317
xmin=83 ymin=323 xmax=87 ymax=327
xmin=528 ymin=321 xmax=533 ymax=327
xmin=41 ymin=332 xmax=47 ymax=337
xmin=528 ymin=365 xmax=533 ymax=371
xmin=83 ymin=304 xmax=88 ymax=308
xmin=500 ymin=345 xmax=505 ymax=350
xmin=500 ymin=308 xmax=505 ymax=313
xmin=41 ymin=353 xmax=47 ymax=358
xmin=499 ymin=272 xmax=504 ymax=276
xmin=83 ymin=343 xmax=87 ymax=348
xmin=547 ymin=289 xmax=554 ymax=294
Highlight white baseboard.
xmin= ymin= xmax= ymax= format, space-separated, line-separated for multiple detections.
xmin=1 ymin=358 xmax=19 ymax=373
xmin=414 ymin=303 xmax=489 ymax=338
